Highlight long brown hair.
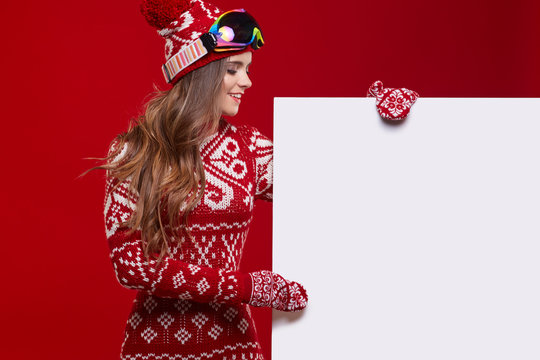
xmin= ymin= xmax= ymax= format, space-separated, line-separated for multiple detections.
xmin=92 ymin=57 xmax=227 ymax=262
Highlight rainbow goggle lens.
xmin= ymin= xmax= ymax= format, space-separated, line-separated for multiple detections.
xmin=162 ymin=9 xmax=264 ymax=83
xmin=205 ymin=9 xmax=264 ymax=52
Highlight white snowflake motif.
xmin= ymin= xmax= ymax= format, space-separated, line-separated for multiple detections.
xmin=173 ymin=270 xmax=186 ymax=288
xmin=197 ymin=278 xmax=210 ymax=294
xmin=208 ymin=325 xmax=223 ymax=340
xmin=141 ymin=327 xmax=158 ymax=344
xmin=380 ymin=89 xmax=411 ymax=117
xmin=127 ymin=312 xmax=142 ymax=329
xmin=223 ymin=307 xmax=238 ymax=322
xmin=175 ymin=328 xmax=192 ymax=344
xmin=287 ymin=282 xmax=308 ymax=310
xmin=158 ymin=312 xmax=175 ymax=329
xmin=237 ymin=318 xmax=249 ymax=334
xmin=188 ymin=263 xmax=201 ymax=275
xmin=143 ymin=296 xmax=158 ymax=314
xmin=174 ymin=299 xmax=192 ymax=314
xmin=192 ymin=312 xmax=209 ymax=329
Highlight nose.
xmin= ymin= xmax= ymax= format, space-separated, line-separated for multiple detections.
xmin=239 ymin=71 xmax=252 ymax=89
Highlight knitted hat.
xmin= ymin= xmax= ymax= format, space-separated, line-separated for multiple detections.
xmin=141 ymin=0 xmax=252 ymax=85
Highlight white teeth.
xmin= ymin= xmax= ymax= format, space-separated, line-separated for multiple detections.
xmin=229 ymin=94 xmax=241 ymax=99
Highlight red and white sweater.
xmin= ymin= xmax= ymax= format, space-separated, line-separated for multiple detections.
xmin=104 ymin=120 xmax=273 ymax=360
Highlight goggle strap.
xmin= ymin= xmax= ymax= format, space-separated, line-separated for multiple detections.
xmin=200 ymin=33 xmax=217 ymax=52
xmin=162 ymin=38 xmax=209 ymax=83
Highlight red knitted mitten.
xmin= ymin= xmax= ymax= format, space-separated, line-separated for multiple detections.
xmin=241 ymin=270 xmax=308 ymax=312
xmin=367 ymin=80 xmax=419 ymax=120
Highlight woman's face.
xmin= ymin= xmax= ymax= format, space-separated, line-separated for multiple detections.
xmin=219 ymin=51 xmax=253 ymax=117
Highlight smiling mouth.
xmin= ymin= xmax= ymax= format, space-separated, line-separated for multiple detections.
xmin=229 ymin=94 xmax=242 ymax=104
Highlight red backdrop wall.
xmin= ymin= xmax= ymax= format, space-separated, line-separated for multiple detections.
xmin=1 ymin=0 xmax=538 ymax=359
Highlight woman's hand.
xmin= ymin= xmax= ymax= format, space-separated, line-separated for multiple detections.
xmin=244 ymin=270 xmax=308 ymax=312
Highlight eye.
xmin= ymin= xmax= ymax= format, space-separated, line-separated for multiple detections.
xmin=226 ymin=62 xmax=239 ymax=75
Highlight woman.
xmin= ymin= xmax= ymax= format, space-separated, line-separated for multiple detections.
xmin=100 ymin=0 xmax=308 ymax=359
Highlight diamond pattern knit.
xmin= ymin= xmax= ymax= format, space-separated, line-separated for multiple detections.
xmin=104 ymin=119 xmax=272 ymax=360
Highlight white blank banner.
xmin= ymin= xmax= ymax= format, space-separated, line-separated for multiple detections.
xmin=272 ymin=98 xmax=540 ymax=360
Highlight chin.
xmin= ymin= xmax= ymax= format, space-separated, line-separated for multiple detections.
xmin=222 ymin=109 xmax=239 ymax=117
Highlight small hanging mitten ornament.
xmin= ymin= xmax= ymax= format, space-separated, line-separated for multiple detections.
xmin=367 ymin=80 xmax=419 ymax=120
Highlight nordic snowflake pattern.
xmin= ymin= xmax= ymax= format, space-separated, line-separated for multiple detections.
xmin=104 ymin=122 xmax=272 ymax=359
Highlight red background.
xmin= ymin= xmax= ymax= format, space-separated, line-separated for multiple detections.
xmin=1 ymin=0 xmax=539 ymax=358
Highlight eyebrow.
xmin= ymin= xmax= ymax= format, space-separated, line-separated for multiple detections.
xmin=226 ymin=61 xmax=252 ymax=67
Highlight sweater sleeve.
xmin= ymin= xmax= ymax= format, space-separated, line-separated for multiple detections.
xmin=242 ymin=126 xmax=273 ymax=202
xmin=103 ymin=142 xmax=249 ymax=304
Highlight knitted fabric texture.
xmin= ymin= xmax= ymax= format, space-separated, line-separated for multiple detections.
xmin=141 ymin=0 xmax=252 ymax=84
xmin=104 ymin=120 xmax=273 ymax=359
xmin=367 ymin=80 xmax=419 ymax=120
xmin=249 ymin=270 xmax=308 ymax=312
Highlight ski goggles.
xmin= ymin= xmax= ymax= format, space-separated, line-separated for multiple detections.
xmin=206 ymin=9 xmax=264 ymax=51
xmin=162 ymin=9 xmax=264 ymax=83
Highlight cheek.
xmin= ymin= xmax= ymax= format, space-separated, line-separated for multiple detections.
xmin=218 ymin=91 xmax=234 ymax=115
xmin=219 ymin=91 xmax=230 ymax=107
xmin=217 ymin=85 xmax=226 ymax=103
xmin=222 ymin=73 xmax=238 ymax=93
xmin=220 ymin=82 xmax=230 ymax=99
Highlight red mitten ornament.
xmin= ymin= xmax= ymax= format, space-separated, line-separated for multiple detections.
xmin=367 ymin=80 xmax=419 ymax=120
xmin=246 ymin=270 xmax=308 ymax=312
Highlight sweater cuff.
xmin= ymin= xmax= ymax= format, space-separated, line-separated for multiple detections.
xmin=239 ymin=272 xmax=253 ymax=303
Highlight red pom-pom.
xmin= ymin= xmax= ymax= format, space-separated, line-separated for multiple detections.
xmin=140 ymin=0 xmax=192 ymax=29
